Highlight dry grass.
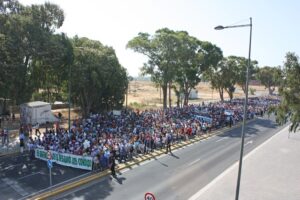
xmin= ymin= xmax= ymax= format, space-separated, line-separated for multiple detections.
xmin=127 ymin=80 xmax=270 ymax=109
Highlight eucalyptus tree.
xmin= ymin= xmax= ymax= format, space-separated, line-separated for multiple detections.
xmin=205 ymin=57 xmax=238 ymax=102
xmin=275 ymin=52 xmax=300 ymax=132
xmin=228 ymin=56 xmax=258 ymax=94
xmin=256 ymin=66 xmax=282 ymax=95
xmin=30 ymin=33 xmax=73 ymax=102
xmin=174 ymin=31 xmax=223 ymax=105
xmin=0 ymin=0 xmax=66 ymax=104
xmin=71 ymin=37 xmax=128 ymax=117
xmin=127 ymin=28 xmax=179 ymax=109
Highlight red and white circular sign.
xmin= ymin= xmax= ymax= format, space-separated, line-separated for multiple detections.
xmin=144 ymin=192 xmax=155 ymax=200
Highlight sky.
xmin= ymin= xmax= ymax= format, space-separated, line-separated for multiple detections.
xmin=19 ymin=0 xmax=300 ymax=77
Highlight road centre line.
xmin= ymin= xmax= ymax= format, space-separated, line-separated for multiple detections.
xmin=216 ymin=137 xmax=228 ymax=143
xmin=188 ymin=158 xmax=201 ymax=167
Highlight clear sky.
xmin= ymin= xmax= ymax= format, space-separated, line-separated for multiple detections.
xmin=20 ymin=0 xmax=300 ymax=77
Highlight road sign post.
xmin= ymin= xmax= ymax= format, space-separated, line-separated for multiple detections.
xmin=47 ymin=151 xmax=53 ymax=188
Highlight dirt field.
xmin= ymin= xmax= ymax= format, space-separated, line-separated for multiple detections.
xmin=127 ymin=80 xmax=269 ymax=109
xmin=1 ymin=81 xmax=269 ymax=130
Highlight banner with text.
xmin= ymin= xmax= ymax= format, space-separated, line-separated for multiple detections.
xmin=35 ymin=149 xmax=93 ymax=170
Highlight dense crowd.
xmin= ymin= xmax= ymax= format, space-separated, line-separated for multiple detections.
xmin=23 ymin=97 xmax=279 ymax=170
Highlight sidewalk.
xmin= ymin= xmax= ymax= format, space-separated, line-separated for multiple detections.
xmin=190 ymin=125 xmax=300 ymax=200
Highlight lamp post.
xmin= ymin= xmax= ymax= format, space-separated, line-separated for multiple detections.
xmin=68 ymin=63 xmax=71 ymax=133
xmin=215 ymin=17 xmax=252 ymax=200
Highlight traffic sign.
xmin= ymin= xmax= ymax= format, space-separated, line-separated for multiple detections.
xmin=144 ymin=192 xmax=155 ymax=200
xmin=47 ymin=159 xmax=53 ymax=169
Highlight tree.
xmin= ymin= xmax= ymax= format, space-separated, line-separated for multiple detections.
xmin=205 ymin=57 xmax=237 ymax=102
xmin=127 ymin=28 xmax=180 ymax=109
xmin=0 ymin=0 xmax=66 ymax=104
xmin=71 ymin=37 xmax=128 ymax=117
xmin=30 ymin=33 xmax=73 ymax=102
xmin=256 ymin=66 xmax=282 ymax=95
xmin=128 ymin=28 xmax=223 ymax=108
xmin=229 ymin=56 xmax=258 ymax=94
xmin=174 ymin=32 xmax=223 ymax=105
xmin=276 ymin=52 xmax=300 ymax=132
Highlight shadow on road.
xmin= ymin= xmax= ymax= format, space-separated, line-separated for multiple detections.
xmin=217 ymin=117 xmax=278 ymax=138
xmin=170 ymin=152 xmax=180 ymax=159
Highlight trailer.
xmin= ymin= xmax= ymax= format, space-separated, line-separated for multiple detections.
xmin=20 ymin=101 xmax=58 ymax=125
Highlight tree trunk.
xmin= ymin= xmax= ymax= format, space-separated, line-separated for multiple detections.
xmin=162 ymin=84 xmax=168 ymax=110
xmin=268 ymin=86 xmax=275 ymax=95
xmin=183 ymin=83 xmax=190 ymax=106
xmin=229 ymin=92 xmax=233 ymax=102
xmin=218 ymin=88 xmax=224 ymax=102
xmin=168 ymin=82 xmax=172 ymax=108
xmin=242 ymin=85 xmax=246 ymax=94
xmin=176 ymin=93 xmax=180 ymax=107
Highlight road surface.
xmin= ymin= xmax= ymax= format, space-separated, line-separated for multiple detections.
xmin=53 ymin=116 xmax=286 ymax=200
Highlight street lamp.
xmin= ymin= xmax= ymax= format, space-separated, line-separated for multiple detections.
xmin=68 ymin=62 xmax=71 ymax=133
xmin=215 ymin=17 xmax=252 ymax=200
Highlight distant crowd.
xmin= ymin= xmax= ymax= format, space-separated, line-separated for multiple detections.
xmin=17 ymin=97 xmax=279 ymax=170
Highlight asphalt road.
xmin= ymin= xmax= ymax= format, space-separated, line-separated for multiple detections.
xmin=0 ymin=150 xmax=89 ymax=200
xmin=53 ymin=116 xmax=286 ymax=200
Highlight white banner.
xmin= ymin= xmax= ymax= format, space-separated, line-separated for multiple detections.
xmin=35 ymin=149 xmax=93 ymax=170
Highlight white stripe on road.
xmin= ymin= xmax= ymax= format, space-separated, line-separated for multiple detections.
xmin=17 ymin=172 xmax=42 ymax=180
xmin=1 ymin=178 xmax=29 ymax=196
xmin=188 ymin=125 xmax=290 ymax=200
xmin=216 ymin=137 xmax=228 ymax=143
xmin=245 ymin=140 xmax=253 ymax=146
xmin=188 ymin=158 xmax=201 ymax=167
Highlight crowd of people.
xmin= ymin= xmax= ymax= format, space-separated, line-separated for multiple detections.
xmin=20 ymin=97 xmax=279 ymax=171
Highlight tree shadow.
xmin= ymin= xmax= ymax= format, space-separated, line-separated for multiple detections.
xmin=217 ymin=117 xmax=278 ymax=138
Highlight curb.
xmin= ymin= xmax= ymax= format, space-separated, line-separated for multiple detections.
xmin=30 ymin=119 xmax=255 ymax=200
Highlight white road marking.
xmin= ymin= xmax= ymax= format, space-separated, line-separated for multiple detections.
xmin=188 ymin=125 xmax=290 ymax=200
xmin=17 ymin=172 xmax=42 ymax=180
xmin=245 ymin=140 xmax=253 ymax=146
xmin=1 ymin=163 xmax=23 ymax=171
xmin=1 ymin=178 xmax=29 ymax=196
xmin=188 ymin=158 xmax=201 ymax=167
xmin=216 ymin=137 xmax=228 ymax=143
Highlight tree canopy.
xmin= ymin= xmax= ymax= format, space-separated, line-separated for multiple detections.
xmin=127 ymin=28 xmax=222 ymax=108
xmin=256 ymin=66 xmax=282 ymax=95
xmin=276 ymin=52 xmax=300 ymax=132
xmin=71 ymin=37 xmax=128 ymax=117
xmin=1 ymin=0 xmax=128 ymax=116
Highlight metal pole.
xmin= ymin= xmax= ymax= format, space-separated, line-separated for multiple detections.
xmin=68 ymin=64 xmax=71 ymax=132
xmin=235 ymin=17 xmax=252 ymax=200
xmin=49 ymin=167 xmax=52 ymax=187
xmin=126 ymin=84 xmax=128 ymax=111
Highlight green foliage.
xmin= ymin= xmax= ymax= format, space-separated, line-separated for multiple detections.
xmin=71 ymin=37 xmax=128 ymax=117
xmin=205 ymin=57 xmax=237 ymax=101
xmin=256 ymin=66 xmax=282 ymax=95
xmin=127 ymin=28 xmax=222 ymax=108
xmin=249 ymin=88 xmax=256 ymax=95
xmin=127 ymin=28 xmax=179 ymax=109
xmin=0 ymin=0 xmax=67 ymax=104
xmin=174 ymin=33 xmax=223 ymax=105
xmin=129 ymin=102 xmax=148 ymax=109
xmin=228 ymin=56 xmax=258 ymax=94
xmin=276 ymin=52 xmax=300 ymax=132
